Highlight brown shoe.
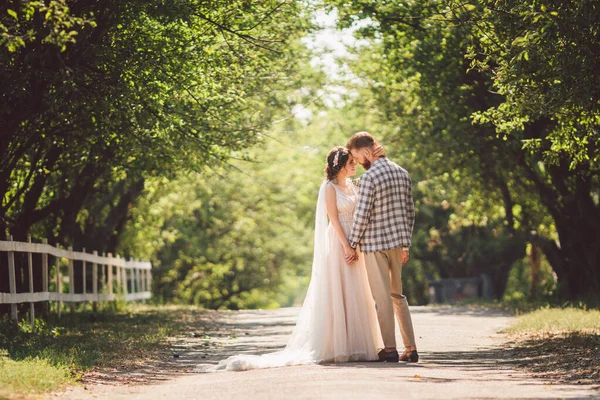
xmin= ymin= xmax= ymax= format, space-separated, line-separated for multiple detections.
xmin=377 ymin=349 xmax=399 ymax=362
xmin=399 ymin=349 xmax=419 ymax=363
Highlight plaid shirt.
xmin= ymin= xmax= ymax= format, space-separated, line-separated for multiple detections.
xmin=349 ymin=158 xmax=415 ymax=253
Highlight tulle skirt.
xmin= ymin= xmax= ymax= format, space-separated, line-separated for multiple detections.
xmin=316 ymin=221 xmax=382 ymax=362
xmin=211 ymin=220 xmax=382 ymax=371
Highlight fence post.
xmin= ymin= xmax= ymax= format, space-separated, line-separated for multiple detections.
xmin=42 ymin=238 xmax=49 ymax=317
xmin=101 ymin=252 xmax=106 ymax=294
xmin=141 ymin=267 xmax=146 ymax=293
xmin=124 ymin=258 xmax=131 ymax=297
xmin=139 ymin=268 xmax=144 ymax=303
xmin=92 ymin=250 xmax=98 ymax=313
xmin=147 ymin=268 xmax=152 ymax=296
xmin=7 ymin=235 xmax=17 ymax=322
xmin=82 ymin=247 xmax=87 ymax=298
xmin=68 ymin=246 xmax=74 ymax=312
xmin=116 ymin=255 xmax=121 ymax=295
xmin=56 ymin=243 xmax=62 ymax=318
xmin=27 ymin=236 xmax=35 ymax=329
xmin=146 ymin=269 xmax=150 ymax=293
xmin=132 ymin=266 xmax=136 ymax=294
xmin=107 ymin=253 xmax=113 ymax=296
xmin=136 ymin=266 xmax=142 ymax=296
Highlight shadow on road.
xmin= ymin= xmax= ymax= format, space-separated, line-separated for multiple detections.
xmin=78 ymin=306 xmax=599 ymax=398
xmin=322 ymin=346 xmax=599 ymax=399
xmin=410 ymin=305 xmax=511 ymax=318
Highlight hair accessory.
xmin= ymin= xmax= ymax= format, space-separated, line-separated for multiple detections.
xmin=333 ymin=151 xmax=340 ymax=168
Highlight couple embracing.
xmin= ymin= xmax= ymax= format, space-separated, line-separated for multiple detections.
xmin=215 ymin=132 xmax=418 ymax=371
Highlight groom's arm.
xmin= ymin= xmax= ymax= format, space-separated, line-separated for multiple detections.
xmin=406 ymin=174 xmax=415 ymax=239
xmin=401 ymin=174 xmax=415 ymax=263
xmin=349 ymin=175 xmax=376 ymax=248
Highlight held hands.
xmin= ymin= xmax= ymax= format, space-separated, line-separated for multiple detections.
xmin=344 ymin=245 xmax=358 ymax=265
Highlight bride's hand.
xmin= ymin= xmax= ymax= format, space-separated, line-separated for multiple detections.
xmin=372 ymin=142 xmax=386 ymax=158
xmin=344 ymin=245 xmax=358 ymax=265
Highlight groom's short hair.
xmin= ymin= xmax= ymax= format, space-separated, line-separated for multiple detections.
xmin=346 ymin=131 xmax=375 ymax=150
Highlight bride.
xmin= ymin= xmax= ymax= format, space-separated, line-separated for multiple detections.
xmin=212 ymin=146 xmax=384 ymax=371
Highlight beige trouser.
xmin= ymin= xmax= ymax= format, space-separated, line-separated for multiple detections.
xmin=364 ymin=248 xmax=416 ymax=349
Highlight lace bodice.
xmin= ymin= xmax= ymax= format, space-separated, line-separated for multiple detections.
xmin=330 ymin=179 xmax=357 ymax=225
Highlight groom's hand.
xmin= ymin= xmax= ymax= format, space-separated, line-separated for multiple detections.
xmin=372 ymin=142 xmax=387 ymax=158
xmin=402 ymin=249 xmax=409 ymax=264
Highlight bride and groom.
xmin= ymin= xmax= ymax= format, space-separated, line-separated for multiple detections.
xmin=214 ymin=131 xmax=418 ymax=371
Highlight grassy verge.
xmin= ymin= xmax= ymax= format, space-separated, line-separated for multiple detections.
xmin=0 ymin=304 xmax=199 ymax=399
xmin=0 ymin=351 xmax=72 ymax=399
xmin=506 ymin=307 xmax=600 ymax=332
xmin=503 ymin=307 xmax=600 ymax=385
xmin=454 ymin=296 xmax=600 ymax=315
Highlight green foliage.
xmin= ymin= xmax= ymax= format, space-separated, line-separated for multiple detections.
xmin=3 ymin=0 xmax=598 ymax=310
xmin=503 ymin=251 xmax=557 ymax=303
xmin=0 ymin=0 xmax=310 ymax=247
xmin=0 ymin=0 xmax=96 ymax=52
xmin=146 ymin=169 xmax=314 ymax=309
xmin=465 ymin=0 xmax=600 ymax=168
xmin=120 ymin=106 xmax=340 ymax=308
xmin=120 ymin=99 xmax=447 ymax=308
xmin=411 ymin=197 xmax=526 ymax=300
xmin=326 ymin=0 xmax=600 ymax=298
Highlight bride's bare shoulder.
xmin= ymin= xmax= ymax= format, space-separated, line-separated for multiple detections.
xmin=325 ymin=181 xmax=337 ymax=198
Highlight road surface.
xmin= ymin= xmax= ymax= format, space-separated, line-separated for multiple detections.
xmin=56 ymin=306 xmax=599 ymax=400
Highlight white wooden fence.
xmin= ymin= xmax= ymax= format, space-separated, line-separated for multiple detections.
xmin=0 ymin=236 xmax=152 ymax=325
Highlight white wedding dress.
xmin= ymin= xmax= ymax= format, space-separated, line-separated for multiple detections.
xmin=211 ymin=180 xmax=383 ymax=371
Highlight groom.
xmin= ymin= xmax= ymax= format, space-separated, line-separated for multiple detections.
xmin=346 ymin=131 xmax=418 ymax=363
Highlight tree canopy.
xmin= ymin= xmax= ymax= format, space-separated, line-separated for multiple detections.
xmin=1 ymin=0 xmax=310 ymax=248
xmin=326 ymin=0 xmax=600 ymax=298
xmin=2 ymin=0 xmax=598 ymax=310
xmin=0 ymin=0 xmax=312 ymax=306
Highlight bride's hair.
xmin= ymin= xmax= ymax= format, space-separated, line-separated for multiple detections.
xmin=325 ymin=146 xmax=350 ymax=181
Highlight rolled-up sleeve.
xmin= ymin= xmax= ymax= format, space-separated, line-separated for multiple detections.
xmin=349 ymin=175 xmax=376 ymax=248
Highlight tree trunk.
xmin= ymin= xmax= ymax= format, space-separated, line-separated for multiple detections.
xmin=555 ymin=224 xmax=600 ymax=299
xmin=68 ymin=177 xmax=145 ymax=294
xmin=529 ymin=243 xmax=541 ymax=299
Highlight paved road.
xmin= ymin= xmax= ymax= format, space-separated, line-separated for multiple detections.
xmin=57 ymin=306 xmax=599 ymax=400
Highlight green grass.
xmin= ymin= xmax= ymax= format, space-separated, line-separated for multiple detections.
xmin=506 ymin=307 xmax=600 ymax=333
xmin=441 ymin=301 xmax=600 ymax=384
xmin=0 ymin=350 xmax=73 ymax=398
xmin=454 ymin=294 xmax=600 ymax=316
xmin=502 ymin=306 xmax=600 ymax=385
xmin=0 ymin=304 xmax=197 ymax=399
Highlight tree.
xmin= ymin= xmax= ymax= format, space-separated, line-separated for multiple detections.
xmin=1 ymin=0 xmax=309 ymax=242
xmin=119 ymin=101 xmax=348 ymax=309
xmin=325 ymin=0 xmax=600 ymax=298
xmin=0 ymin=0 xmax=310 ymax=314
xmin=464 ymin=0 xmax=600 ymax=298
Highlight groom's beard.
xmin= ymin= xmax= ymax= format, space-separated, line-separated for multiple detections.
xmin=361 ymin=160 xmax=372 ymax=170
